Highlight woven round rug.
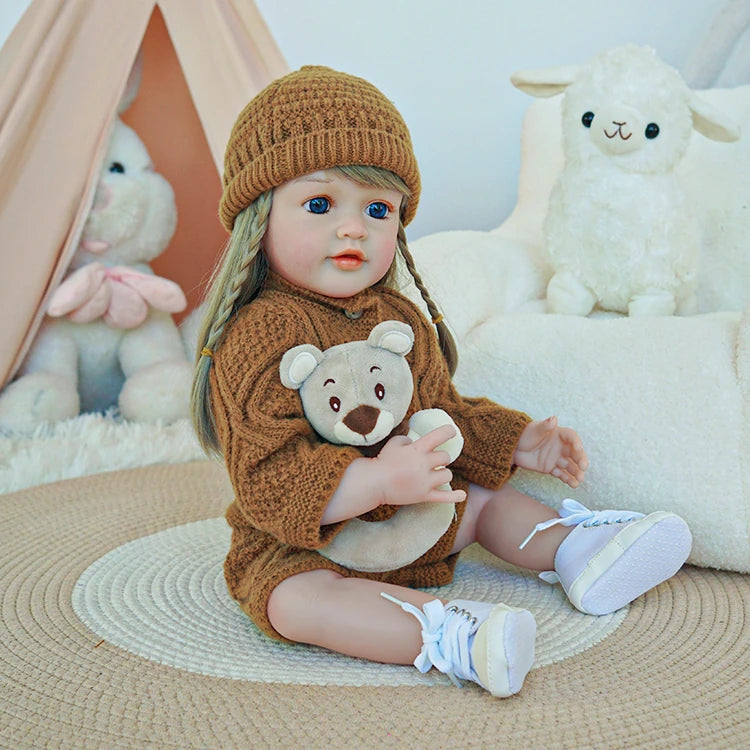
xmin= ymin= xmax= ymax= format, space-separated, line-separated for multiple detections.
xmin=3 ymin=460 xmax=749 ymax=749
xmin=71 ymin=518 xmax=626 ymax=686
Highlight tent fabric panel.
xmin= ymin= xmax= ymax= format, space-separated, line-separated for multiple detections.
xmin=0 ymin=0 xmax=287 ymax=390
xmin=0 ymin=0 xmax=155 ymax=389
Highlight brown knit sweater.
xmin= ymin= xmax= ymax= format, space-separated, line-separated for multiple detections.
xmin=209 ymin=272 xmax=531 ymax=640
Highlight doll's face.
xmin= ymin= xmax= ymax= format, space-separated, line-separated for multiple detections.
xmin=263 ymin=169 xmax=403 ymax=298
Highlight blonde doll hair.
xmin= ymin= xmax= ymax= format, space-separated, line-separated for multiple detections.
xmin=191 ymin=165 xmax=457 ymax=456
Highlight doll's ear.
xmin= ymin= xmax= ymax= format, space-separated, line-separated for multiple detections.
xmin=279 ymin=345 xmax=324 ymax=389
xmin=367 ymin=320 xmax=414 ymax=356
xmin=510 ymin=65 xmax=580 ymax=97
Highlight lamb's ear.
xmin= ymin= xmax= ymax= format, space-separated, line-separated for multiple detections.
xmin=688 ymin=93 xmax=740 ymax=142
xmin=510 ymin=65 xmax=580 ymax=97
xmin=367 ymin=320 xmax=414 ymax=356
xmin=279 ymin=345 xmax=324 ymax=389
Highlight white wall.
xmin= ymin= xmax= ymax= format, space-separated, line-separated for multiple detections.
xmin=2 ymin=0 xmax=731 ymax=239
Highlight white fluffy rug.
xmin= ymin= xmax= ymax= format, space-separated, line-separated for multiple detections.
xmin=0 ymin=414 xmax=206 ymax=494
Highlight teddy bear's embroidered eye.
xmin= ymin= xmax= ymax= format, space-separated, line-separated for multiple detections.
xmin=645 ymin=123 xmax=660 ymax=139
xmin=108 ymin=161 xmax=125 ymax=174
xmin=329 ymin=396 xmax=341 ymax=412
xmin=374 ymin=383 xmax=385 ymax=400
xmin=581 ymin=112 xmax=595 ymax=128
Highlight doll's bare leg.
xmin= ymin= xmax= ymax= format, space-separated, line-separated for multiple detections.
xmin=268 ymin=570 xmax=432 ymax=663
xmin=267 ymin=569 xmax=537 ymax=697
xmin=453 ymin=483 xmax=572 ymax=570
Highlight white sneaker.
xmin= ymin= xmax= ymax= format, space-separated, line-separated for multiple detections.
xmin=520 ymin=498 xmax=692 ymax=615
xmin=381 ymin=593 xmax=536 ymax=697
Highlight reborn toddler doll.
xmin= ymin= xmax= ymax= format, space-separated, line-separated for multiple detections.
xmin=190 ymin=66 xmax=692 ymax=698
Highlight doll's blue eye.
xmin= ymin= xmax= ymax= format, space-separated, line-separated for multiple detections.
xmin=305 ymin=197 xmax=330 ymax=214
xmin=645 ymin=123 xmax=660 ymax=139
xmin=366 ymin=202 xmax=390 ymax=219
xmin=109 ymin=161 xmax=125 ymax=174
xmin=581 ymin=112 xmax=594 ymax=128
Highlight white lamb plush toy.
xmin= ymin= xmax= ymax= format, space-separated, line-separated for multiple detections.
xmin=512 ymin=44 xmax=740 ymax=316
xmin=0 ymin=119 xmax=193 ymax=434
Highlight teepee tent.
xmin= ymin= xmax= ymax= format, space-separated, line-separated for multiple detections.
xmin=0 ymin=0 xmax=287 ymax=390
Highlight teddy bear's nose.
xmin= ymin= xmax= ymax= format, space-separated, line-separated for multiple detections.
xmin=343 ymin=404 xmax=380 ymax=436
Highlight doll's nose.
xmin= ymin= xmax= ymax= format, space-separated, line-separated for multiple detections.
xmin=336 ymin=215 xmax=367 ymax=240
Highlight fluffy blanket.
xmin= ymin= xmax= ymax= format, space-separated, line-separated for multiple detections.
xmin=406 ymin=86 xmax=750 ymax=573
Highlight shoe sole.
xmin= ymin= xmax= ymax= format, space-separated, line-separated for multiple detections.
xmin=567 ymin=512 xmax=692 ymax=615
xmin=473 ymin=605 xmax=536 ymax=697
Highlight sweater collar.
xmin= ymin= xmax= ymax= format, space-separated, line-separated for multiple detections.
xmin=264 ymin=271 xmax=379 ymax=318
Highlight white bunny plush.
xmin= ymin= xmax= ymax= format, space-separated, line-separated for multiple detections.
xmin=0 ymin=119 xmax=193 ymax=433
xmin=512 ymin=44 xmax=740 ymax=316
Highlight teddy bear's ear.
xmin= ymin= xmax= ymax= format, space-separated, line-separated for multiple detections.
xmin=688 ymin=92 xmax=740 ymax=142
xmin=510 ymin=65 xmax=580 ymax=98
xmin=367 ymin=320 xmax=414 ymax=356
xmin=279 ymin=344 xmax=324 ymax=389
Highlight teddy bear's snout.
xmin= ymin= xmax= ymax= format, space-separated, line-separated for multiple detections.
xmin=343 ymin=404 xmax=380 ymax=437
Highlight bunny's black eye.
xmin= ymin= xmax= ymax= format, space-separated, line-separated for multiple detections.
xmin=329 ymin=396 xmax=341 ymax=412
xmin=582 ymin=112 xmax=595 ymax=128
xmin=109 ymin=161 xmax=125 ymax=174
xmin=645 ymin=123 xmax=660 ymax=139
xmin=374 ymin=383 xmax=385 ymax=400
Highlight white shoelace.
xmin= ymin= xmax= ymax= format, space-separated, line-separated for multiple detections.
xmin=519 ymin=498 xmax=643 ymax=550
xmin=380 ymin=592 xmax=478 ymax=687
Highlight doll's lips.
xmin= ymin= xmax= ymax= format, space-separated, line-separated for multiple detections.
xmin=331 ymin=249 xmax=365 ymax=270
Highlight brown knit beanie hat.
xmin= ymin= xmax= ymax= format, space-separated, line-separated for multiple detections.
xmin=219 ymin=65 xmax=421 ymax=231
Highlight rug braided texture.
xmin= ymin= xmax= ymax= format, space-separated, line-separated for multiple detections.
xmin=2 ymin=460 xmax=749 ymax=749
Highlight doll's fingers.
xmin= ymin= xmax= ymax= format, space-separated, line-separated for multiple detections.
xmin=425 ymin=487 xmax=466 ymax=504
xmin=414 ymin=424 xmax=458 ymax=451
xmin=430 ymin=466 xmax=454 ymax=487
xmin=427 ymin=449 xmax=452 ymax=469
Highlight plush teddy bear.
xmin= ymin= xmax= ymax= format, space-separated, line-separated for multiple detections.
xmin=512 ymin=44 xmax=739 ymax=316
xmin=280 ymin=320 xmax=463 ymax=572
xmin=0 ymin=118 xmax=193 ymax=434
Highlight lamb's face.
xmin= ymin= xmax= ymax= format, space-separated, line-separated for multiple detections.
xmin=298 ymin=340 xmax=414 ymax=446
xmin=561 ymin=46 xmax=693 ymax=175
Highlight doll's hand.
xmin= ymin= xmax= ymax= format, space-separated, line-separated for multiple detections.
xmin=513 ymin=416 xmax=588 ymax=488
xmin=375 ymin=425 xmax=467 ymax=506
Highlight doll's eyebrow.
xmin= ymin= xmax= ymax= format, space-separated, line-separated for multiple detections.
xmin=370 ymin=366 xmax=381 ymax=373
xmin=324 ymin=378 xmax=335 ymax=386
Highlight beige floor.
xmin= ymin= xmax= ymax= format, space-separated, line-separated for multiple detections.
xmin=2 ymin=461 xmax=748 ymax=749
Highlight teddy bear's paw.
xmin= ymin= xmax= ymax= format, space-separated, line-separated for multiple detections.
xmin=118 ymin=358 xmax=192 ymax=423
xmin=628 ymin=289 xmax=676 ymax=316
xmin=546 ymin=271 xmax=597 ymax=316
xmin=0 ymin=372 xmax=80 ymax=434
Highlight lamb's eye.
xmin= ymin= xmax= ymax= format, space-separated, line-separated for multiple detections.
xmin=374 ymin=383 xmax=385 ymax=400
xmin=109 ymin=161 xmax=125 ymax=174
xmin=645 ymin=123 xmax=660 ymax=139
xmin=329 ymin=396 xmax=341 ymax=412
xmin=581 ymin=112 xmax=595 ymax=128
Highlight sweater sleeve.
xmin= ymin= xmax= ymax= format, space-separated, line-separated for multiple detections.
xmin=209 ymin=302 xmax=361 ymax=549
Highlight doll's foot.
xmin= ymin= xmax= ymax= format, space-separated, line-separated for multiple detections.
xmin=381 ymin=593 xmax=536 ymax=697
xmin=521 ymin=498 xmax=692 ymax=615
